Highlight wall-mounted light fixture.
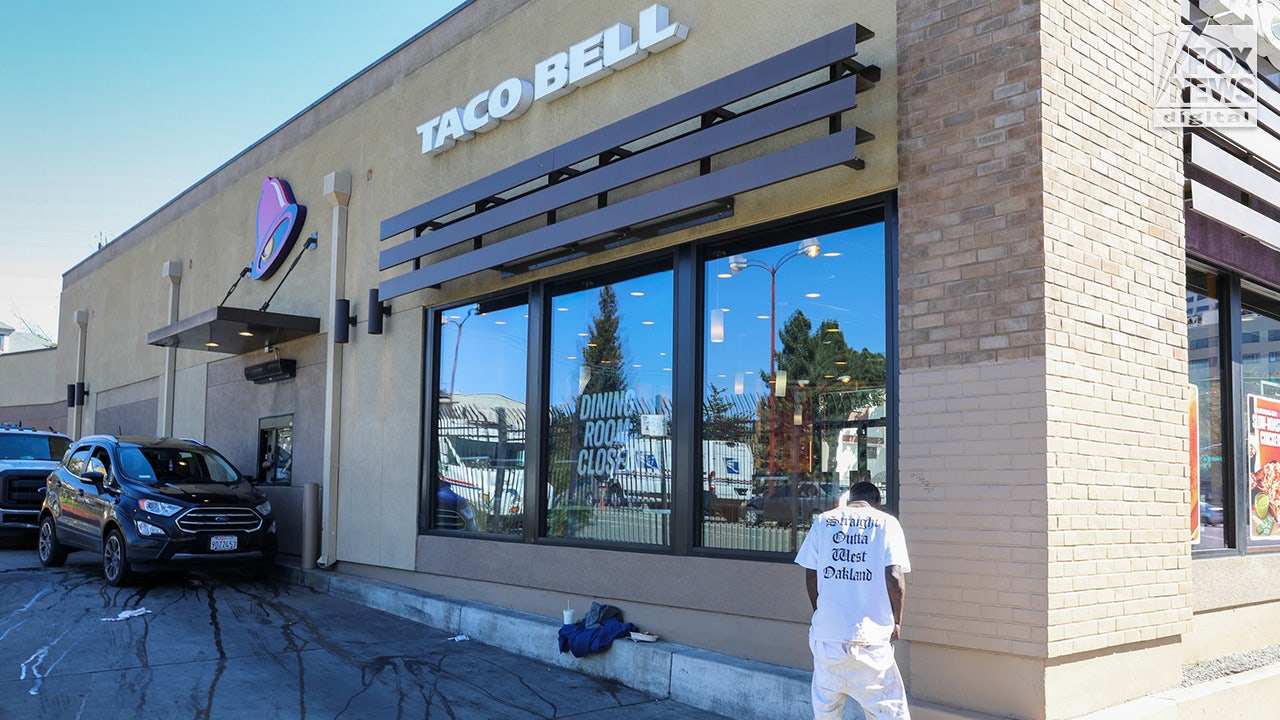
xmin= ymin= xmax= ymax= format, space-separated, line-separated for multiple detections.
xmin=367 ymin=288 xmax=391 ymax=335
xmin=66 ymin=384 xmax=76 ymax=408
xmin=74 ymin=382 xmax=88 ymax=407
xmin=333 ymin=298 xmax=358 ymax=344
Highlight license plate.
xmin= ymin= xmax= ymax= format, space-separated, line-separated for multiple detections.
xmin=210 ymin=535 xmax=238 ymax=551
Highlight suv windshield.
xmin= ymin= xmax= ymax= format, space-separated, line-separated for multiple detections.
xmin=0 ymin=434 xmax=70 ymax=461
xmin=119 ymin=447 xmax=241 ymax=485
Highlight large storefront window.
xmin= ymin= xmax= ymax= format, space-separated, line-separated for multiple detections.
xmin=434 ymin=298 xmax=528 ymax=535
xmin=700 ymin=222 xmax=887 ymax=552
xmin=546 ymin=265 xmax=674 ymax=545
xmin=1188 ymin=267 xmax=1225 ymax=550
xmin=1242 ymin=284 xmax=1280 ymax=547
xmin=1186 ymin=263 xmax=1280 ymax=554
xmin=422 ymin=201 xmax=894 ymax=555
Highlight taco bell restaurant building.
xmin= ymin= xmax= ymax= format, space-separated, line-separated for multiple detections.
xmin=9 ymin=0 xmax=1280 ymax=717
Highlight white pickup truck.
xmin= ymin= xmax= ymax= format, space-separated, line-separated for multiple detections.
xmin=0 ymin=424 xmax=70 ymax=533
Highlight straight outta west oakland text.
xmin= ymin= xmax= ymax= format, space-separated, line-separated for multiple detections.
xmin=822 ymin=516 xmax=883 ymax=582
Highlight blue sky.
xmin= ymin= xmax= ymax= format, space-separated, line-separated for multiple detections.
xmin=0 ymin=0 xmax=461 ymax=342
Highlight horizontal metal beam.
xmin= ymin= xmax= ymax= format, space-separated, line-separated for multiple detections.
xmin=379 ymin=127 xmax=865 ymax=300
xmin=379 ymin=75 xmax=860 ymax=271
xmin=378 ymin=22 xmax=868 ymax=242
xmin=1191 ymin=134 xmax=1280 ymax=214
xmin=1190 ymin=179 xmax=1280 ymax=252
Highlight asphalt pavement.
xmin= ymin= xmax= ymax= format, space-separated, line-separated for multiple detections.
xmin=0 ymin=537 xmax=729 ymax=719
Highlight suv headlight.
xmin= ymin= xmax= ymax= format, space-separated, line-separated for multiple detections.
xmin=138 ymin=498 xmax=182 ymax=516
xmin=256 ymin=500 xmax=272 ymax=517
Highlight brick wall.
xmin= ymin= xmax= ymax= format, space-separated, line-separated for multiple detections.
xmin=897 ymin=0 xmax=1188 ymax=679
xmin=1038 ymin=0 xmax=1188 ymax=657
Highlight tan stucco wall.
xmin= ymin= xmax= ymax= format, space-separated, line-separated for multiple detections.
xmin=0 ymin=348 xmax=62 ymax=408
xmin=387 ymin=539 xmax=819 ymax=670
xmin=0 ymin=349 xmax=67 ymax=431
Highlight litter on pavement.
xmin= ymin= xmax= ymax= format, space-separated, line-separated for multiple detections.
xmin=100 ymin=608 xmax=152 ymax=622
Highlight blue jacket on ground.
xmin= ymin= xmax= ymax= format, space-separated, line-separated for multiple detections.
xmin=557 ymin=618 xmax=636 ymax=657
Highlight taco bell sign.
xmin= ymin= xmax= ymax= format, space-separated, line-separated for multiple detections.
xmin=251 ymin=177 xmax=306 ymax=280
xmin=416 ymin=4 xmax=689 ymax=157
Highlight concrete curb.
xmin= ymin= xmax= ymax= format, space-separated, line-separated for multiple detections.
xmin=278 ymin=563 xmax=814 ymax=719
xmin=1071 ymin=661 xmax=1280 ymax=720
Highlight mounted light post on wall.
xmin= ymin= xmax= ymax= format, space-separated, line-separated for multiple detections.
xmin=367 ymin=288 xmax=391 ymax=335
xmin=332 ymin=298 xmax=358 ymax=344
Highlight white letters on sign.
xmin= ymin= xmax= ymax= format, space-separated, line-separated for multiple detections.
xmin=417 ymin=4 xmax=689 ymax=156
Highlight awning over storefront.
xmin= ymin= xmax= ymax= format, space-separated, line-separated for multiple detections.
xmin=146 ymin=305 xmax=320 ymax=355
xmin=378 ymin=21 xmax=878 ymax=300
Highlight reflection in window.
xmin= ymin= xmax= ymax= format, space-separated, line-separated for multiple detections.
xmin=0 ymin=434 xmax=69 ymax=461
xmin=702 ymin=223 xmax=887 ymax=552
xmin=546 ymin=268 xmax=674 ymax=545
xmin=1242 ymin=286 xmax=1280 ymax=547
xmin=257 ymin=415 xmax=293 ymax=485
xmin=1188 ymin=268 xmax=1225 ymax=550
xmin=434 ymin=299 xmax=528 ymax=535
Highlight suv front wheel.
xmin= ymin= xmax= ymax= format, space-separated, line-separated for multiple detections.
xmin=103 ymin=528 xmax=133 ymax=586
xmin=38 ymin=516 xmax=68 ymax=567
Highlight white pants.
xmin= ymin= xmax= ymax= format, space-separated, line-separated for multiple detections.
xmin=809 ymin=639 xmax=910 ymax=720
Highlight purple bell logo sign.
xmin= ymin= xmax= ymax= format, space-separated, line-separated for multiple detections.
xmin=251 ymin=177 xmax=307 ymax=280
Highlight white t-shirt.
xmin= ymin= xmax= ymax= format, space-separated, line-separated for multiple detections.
xmin=795 ymin=503 xmax=910 ymax=645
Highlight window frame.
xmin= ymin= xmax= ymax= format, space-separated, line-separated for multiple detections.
xmin=256 ymin=414 xmax=294 ymax=486
xmin=419 ymin=193 xmax=898 ymax=562
xmin=421 ymin=292 xmax=533 ymax=539
xmin=1185 ymin=258 xmax=1280 ymax=558
xmin=691 ymin=200 xmax=894 ymax=559
xmin=540 ymin=258 xmax=677 ymax=548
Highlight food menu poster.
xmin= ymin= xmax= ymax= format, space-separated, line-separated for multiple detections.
xmin=1249 ymin=394 xmax=1280 ymax=540
xmin=1191 ymin=386 xmax=1199 ymax=545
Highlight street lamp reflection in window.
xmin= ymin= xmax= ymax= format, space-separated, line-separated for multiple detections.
xmin=726 ymin=238 xmax=820 ymax=473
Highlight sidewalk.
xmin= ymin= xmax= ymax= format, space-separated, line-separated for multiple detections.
xmin=278 ymin=560 xmax=823 ymax=720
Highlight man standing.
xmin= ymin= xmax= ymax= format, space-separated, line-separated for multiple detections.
xmin=795 ymin=481 xmax=910 ymax=719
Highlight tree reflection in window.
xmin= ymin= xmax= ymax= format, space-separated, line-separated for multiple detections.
xmin=702 ymin=222 xmax=888 ymax=552
xmin=547 ymin=269 xmax=674 ymax=545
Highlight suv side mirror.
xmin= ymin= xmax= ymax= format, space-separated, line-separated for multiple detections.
xmin=80 ymin=470 xmax=105 ymax=485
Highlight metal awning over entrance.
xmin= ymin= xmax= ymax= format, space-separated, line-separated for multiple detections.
xmin=146 ymin=305 xmax=320 ymax=355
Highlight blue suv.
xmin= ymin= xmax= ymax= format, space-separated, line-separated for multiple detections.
xmin=38 ymin=435 xmax=277 ymax=585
